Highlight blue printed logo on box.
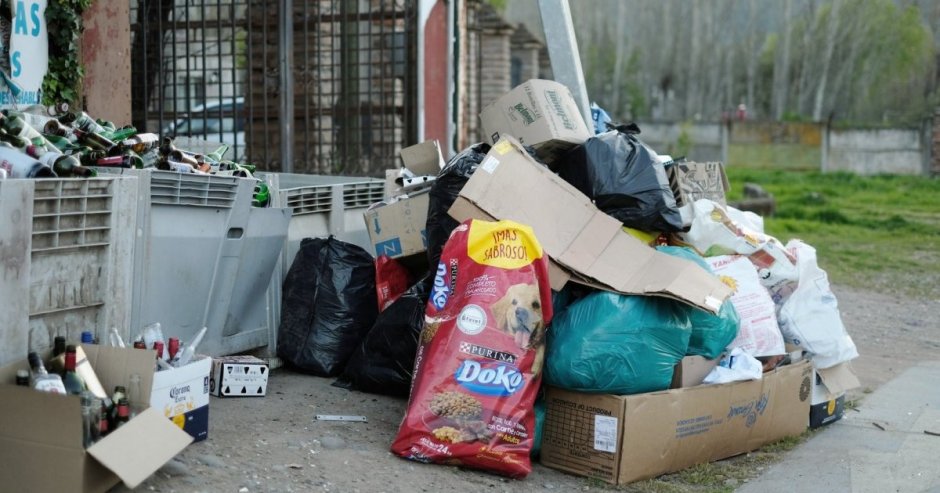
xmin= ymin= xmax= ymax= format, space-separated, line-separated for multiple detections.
xmin=375 ymin=238 xmax=403 ymax=257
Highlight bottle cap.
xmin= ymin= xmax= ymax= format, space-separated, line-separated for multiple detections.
xmin=81 ymin=331 xmax=94 ymax=344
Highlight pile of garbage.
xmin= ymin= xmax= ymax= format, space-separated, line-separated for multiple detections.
xmin=275 ymin=79 xmax=859 ymax=484
xmin=0 ymin=103 xmax=269 ymax=206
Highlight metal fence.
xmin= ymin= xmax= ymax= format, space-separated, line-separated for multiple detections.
xmin=129 ymin=0 xmax=416 ymax=176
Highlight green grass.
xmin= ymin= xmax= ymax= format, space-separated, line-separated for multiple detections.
xmin=723 ymin=151 xmax=940 ymax=300
xmin=728 ymin=144 xmax=820 ymax=171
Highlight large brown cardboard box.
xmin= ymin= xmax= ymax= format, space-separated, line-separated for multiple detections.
xmin=540 ymin=360 xmax=812 ymax=485
xmin=0 ymin=346 xmax=193 ymax=492
xmin=448 ymin=136 xmax=732 ymax=313
xmin=479 ymin=79 xmax=591 ymax=164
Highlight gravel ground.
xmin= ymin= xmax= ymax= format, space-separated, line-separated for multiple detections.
xmin=117 ymin=285 xmax=940 ymax=493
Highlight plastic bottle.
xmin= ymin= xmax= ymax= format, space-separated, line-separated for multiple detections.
xmin=174 ymin=327 xmax=207 ymax=367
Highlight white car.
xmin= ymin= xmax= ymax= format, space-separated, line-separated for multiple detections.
xmin=163 ymin=97 xmax=246 ymax=162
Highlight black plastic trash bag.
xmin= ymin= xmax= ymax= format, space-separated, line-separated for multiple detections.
xmin=425 ymin=142 xmax=490 ymax=270
xmin=559 ymin=124 xmax=685 ymax=232
xmin=333 ymin=277 xmax=431 ymax=397
xmin=277 ymin=236 xmax=378 ymax=377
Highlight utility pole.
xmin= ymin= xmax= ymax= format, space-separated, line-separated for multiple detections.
xmin=537 ymin=0 xmax=592 ymax=128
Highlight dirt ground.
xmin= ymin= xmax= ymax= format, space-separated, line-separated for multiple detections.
xmin=119 ymin=285 xmax=939 ymax=493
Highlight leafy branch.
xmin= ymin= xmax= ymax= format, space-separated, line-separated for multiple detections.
xmin=41 ymin=0 xmax=93 ymax=106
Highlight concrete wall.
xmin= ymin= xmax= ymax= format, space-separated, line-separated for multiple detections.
xmin=825 ymin=128 xmax=926 ymax=175
xmin=637 ymin=122 xmax=726 ymax=162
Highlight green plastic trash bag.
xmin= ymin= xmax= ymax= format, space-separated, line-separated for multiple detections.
xmin=545 ymin=291 xmax=692 ymax=394
xmin=657 ymin=246 xmax=740 ymax=359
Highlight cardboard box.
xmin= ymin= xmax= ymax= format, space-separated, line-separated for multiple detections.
xmin=150 ymin=355 xmax=211 ymax=442
xmin=211 ymin=355 xmax=269 ymax=397
xmin=540 ymin=360 xmax=812 ymax=485
xmin=448 ymin=136 xmax=732 ymax=313
xmin=670 ymin=355 xmax=720 ymax=389
xmin=480 ymin=79 xmax=591 ymax=163
xmin=810 ymin=361 xmax=860 ymax=428
xmin=0 ymin=346 xmax=192 ymax=492
xmin=667 ymin=161 xmax=731 ymax=228
xmin=364 ymin=193 xmax=430 ymax=259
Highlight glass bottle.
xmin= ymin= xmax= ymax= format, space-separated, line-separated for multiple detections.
xmin=59 ymin=111 xmax=107 ymax=134
xmin=80 ymin=391 xmax=97 ymax=448
xmin=53 ymin=335 xmax=67 ymax=358
xmin=127 ymin=373 xmax=142 ymax=418
xmin=2 ymin=112 xmax=56 ymax=152
xmin=27 ymin=352 xmax=66 ymax=394
xmin=74 ymin=128 xmax=116 ymax=152
xmin=62 ymin=345 xmax=86 ymax=395
xmin=81 ymin=331 xmax=95 ymax=344
xmin=30 ymin=147 xmax=97 ymax=178
xmin=97 ymin=400 xmax=110 ymax=439
xmin=109 ymin=385 xmax=126 ymax=427
xmin=0 ymin=143 xmax=57 ymax=178
xmin=167 ymin=337 xmax=180 ymax=361
xmin=122 ymin=132 xmax=159 ymax=154
xmin=206 ymin=144 xmax=229 ymax=163
xmin=15 ymin=369 xmax=29 ymax=386
xmin=114 ymin=398 xmax=131 ymax=429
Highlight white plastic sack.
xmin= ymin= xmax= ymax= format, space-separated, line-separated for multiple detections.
xmin=707 ymin=255 xmax=785 ymax=357
xmin=681 ymin=199 xmax=797 ymax=291
xmin=771 ymin=240 xmax=858 ymax=369
xmin=703 ymin=347 xmax=763 ymax=384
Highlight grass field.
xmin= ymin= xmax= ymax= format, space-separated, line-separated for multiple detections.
xmin=724 ymin=146 xmax=940 ymax=300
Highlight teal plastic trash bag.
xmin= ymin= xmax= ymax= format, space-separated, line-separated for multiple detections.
xmin=530 ymin=396 xmax=545 ymax=459
xmin=544 ymin=291 xmax=692 ymax=394
xmin=657 ymin=246 xmax=740 ymax=359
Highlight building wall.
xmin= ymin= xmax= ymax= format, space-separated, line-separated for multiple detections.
xmin=82 ymin=0 xmax=132 ymax=125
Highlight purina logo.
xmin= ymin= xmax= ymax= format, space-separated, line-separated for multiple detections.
xmin=431 ymin=261 xmax=451 ymax=310
xmin=455 ymin=360 xmax=524 ymax=397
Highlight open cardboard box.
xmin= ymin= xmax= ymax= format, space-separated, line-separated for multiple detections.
xmin=0 ymin=345 xmax=193 ymax=492
xmin=448 ymin=136 xmax=732 ymax=313
xmin=540 ymin=360 xmax=812 ymax=485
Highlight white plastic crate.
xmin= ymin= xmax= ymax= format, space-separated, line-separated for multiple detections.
xmin=0 ymin=177 xmax=138 ymax=366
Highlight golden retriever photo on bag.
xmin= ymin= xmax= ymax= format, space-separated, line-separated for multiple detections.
xmin=490 ymin=283 xmax=546 ymax=374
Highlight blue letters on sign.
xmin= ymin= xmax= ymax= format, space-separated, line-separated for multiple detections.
xmin=375 ymin=238 xmax=402 ymax=257
xmin=455 ymin=360 xmax=525 ymax=397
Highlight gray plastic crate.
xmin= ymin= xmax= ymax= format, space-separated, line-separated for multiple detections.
xmin=92 ymin=168 xmax=291 ymax=356
xmin=0 ymin=177 xmax=138 ymax=366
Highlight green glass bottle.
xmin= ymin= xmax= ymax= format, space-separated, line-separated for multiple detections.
xmin=62 ymin=345 xmax=87 ymax=395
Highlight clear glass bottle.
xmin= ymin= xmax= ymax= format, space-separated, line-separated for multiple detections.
xmin=127 ymin=373 xmax=142 ymax=418
xmin=15 ymin=369 xmax=29 ymax=386
xmin=27 ymin=352 xmax=66 ymax=394
xmin=80 ymin=391 xmax=98 ymax=448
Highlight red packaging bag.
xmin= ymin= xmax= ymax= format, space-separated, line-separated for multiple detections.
xmin=390 ymin=219 xmax=553 ymax=478
xmin=375 ymin=255 xmax=413 ymax=311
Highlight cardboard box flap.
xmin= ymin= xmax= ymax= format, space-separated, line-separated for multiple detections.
xmin=817 ymin=362 xmax=860 ymax=395
xmin=82 ymin=345 xmax=156 ymax=411
xmin=87 ymin=407 xmax=193 ymax=489
xmin=0 ymin=384 xmax=83 ymax=449
xmin=399 ymin=140 xmax=445 ymax=177
xmin=452 ymin=136 xmax=731 ymax=313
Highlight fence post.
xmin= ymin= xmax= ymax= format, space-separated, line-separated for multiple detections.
xmin=721 ymin=121 xmax=729 ymax=164
xmin=820 ymin=122 xmax=829 ymax=173
xmin=278 ymin=0 xmax=294 ymax=173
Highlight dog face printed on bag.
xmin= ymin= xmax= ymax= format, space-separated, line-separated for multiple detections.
xmin=491 ymin=283 xmax=544 ymax=350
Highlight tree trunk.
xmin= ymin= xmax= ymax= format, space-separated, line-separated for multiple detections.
xmin=772 ymin=0 xmax=792 ymax=120
xmin=812 ymin=0 xmax=841 ymax=121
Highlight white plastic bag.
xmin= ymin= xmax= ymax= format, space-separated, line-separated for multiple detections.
xmin=707 ymin=255 xmax=785 ymax=357
xmin=681 ymin=199 xmax=797 ymax=291
xmin=703 ymin=347 xmax=763 ymax=384
xmin=771 ymin=240 xmax=858 ymax=369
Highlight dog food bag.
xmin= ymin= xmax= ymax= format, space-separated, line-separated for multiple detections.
xmin=391 ymin=219 xmax=554 ymax=478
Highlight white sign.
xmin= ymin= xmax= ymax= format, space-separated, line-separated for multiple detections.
xmin=2 ymin=0 xmax=48 ymax=105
